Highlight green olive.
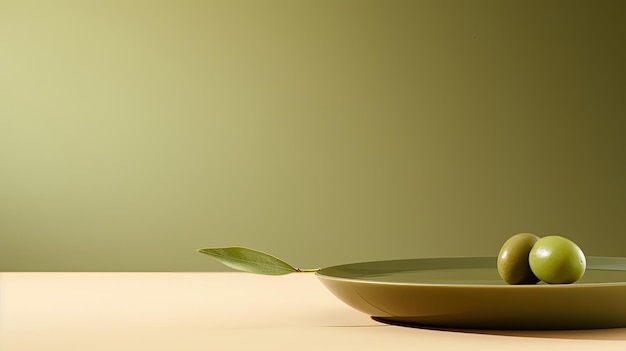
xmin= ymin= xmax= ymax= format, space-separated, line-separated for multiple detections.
xmin=497 ymin=233 xmax=541 ymax=285
xmin=528 ymin=235 xmax=586 ymax=284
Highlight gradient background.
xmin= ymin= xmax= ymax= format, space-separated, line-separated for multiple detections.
xmin=1 ymin=0 xmax=625 ymax=272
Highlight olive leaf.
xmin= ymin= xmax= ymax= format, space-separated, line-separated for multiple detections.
xmin=197 ymin=246 xmax=318 ymax=275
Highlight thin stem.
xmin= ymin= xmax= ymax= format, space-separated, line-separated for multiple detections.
xmin=295 ymin=267 xmax=320 ymax=273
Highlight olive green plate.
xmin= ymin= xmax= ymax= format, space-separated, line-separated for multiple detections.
xmin=315 ymin=256 xmax=626 ymax=330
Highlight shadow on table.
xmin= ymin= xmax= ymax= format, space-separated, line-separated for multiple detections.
xmin=371 ymin=317 xmax=626 ymax=341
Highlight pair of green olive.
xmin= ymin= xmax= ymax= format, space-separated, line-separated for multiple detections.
xmin=497 ymin=233 xmax=586 ymax=285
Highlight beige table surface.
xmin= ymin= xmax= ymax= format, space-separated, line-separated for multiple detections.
xmin=1 ymin=272 xmax=625 ymax=351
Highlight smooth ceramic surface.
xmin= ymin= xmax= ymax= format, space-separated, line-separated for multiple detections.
xmin=316 ymin=256 xmax=626 ymax=330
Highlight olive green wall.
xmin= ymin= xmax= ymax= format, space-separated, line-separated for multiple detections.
xmin=1 ymin=0 xmax=625 ymax=271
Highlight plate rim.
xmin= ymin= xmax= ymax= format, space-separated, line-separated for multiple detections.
xmin=315 ymin=256 xmax=626 ymax=288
